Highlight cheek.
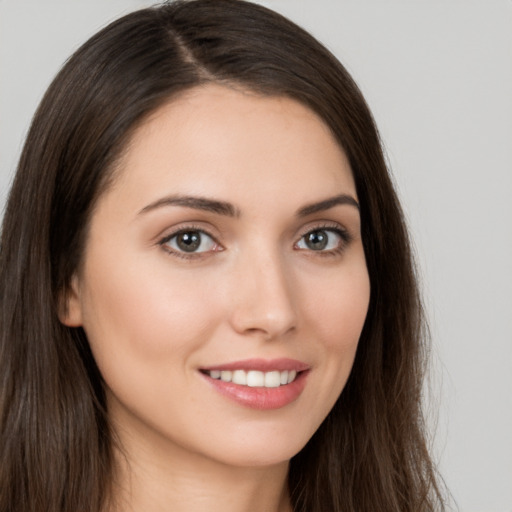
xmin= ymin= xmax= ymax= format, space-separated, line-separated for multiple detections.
xmin=77 ymin=257 xmax=225 ymax=431
xmin=302 ymin=263 xmax=370 ymax=390
xmin=305 ymin=264 xmax=370 ymax=347
xmin=78 ymin=252 xmax=224 ymax=372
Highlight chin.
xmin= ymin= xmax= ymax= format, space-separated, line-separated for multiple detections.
xmin=197 ymin=425 xmax=316 ymax=469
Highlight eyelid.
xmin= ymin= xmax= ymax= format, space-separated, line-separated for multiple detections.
xmin=297 ymin=221 xmax=351 ymax=240
xmin=155 ymin=220 xmax=223 ymax=245
xmin=295 ymin=221 xmax=353 ymax=253
xmin=155 ymin=220 xmax=353 ymax=260
xmin=157 ymin=224 xmax=224 ymax=258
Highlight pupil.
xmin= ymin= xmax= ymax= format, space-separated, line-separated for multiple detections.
xmin=307 ymin=230 xmax=328 ymax=250
xmin=177 ymin=231 xmax=201 ymax=252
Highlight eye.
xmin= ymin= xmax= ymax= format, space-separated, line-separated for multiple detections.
xmin=160 ymin=229 xmax=219 ymax=254
xmin=295 ymin=228 xmax=347 ymax=252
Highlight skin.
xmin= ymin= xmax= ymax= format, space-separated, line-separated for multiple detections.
xmin=62 ymin=84 xmax=370 ymax=512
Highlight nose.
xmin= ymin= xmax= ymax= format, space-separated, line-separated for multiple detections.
xmin=229 ymin=249 xmax=298 ymax=341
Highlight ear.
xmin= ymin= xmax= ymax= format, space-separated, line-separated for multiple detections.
xmin=58 ymin=275 xmax=83 ymax=327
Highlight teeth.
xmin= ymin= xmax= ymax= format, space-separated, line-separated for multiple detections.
xmin=232 ymin=370 xmax=247 ymax=385
xmin=264 ymin=370 xmax=280 ymax=388
xmin=205 ymin=369 xmax=300 ymax=387
xmin=246 ymin=370 xmax=264 ymax=387
xmin=220 ymin=370 xmax=232 ymax=382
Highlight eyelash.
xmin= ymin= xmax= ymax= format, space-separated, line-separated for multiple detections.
xmin=157 ymin=223 xmax=352 ymax=260
xmin=295 ymin=223 xmax=352 ymax=257
xmin=158 ymin=224 xmax=220 ymax=260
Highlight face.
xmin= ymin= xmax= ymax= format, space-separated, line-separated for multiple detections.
xmin=63 ymin=84 xmax=370 ymax=469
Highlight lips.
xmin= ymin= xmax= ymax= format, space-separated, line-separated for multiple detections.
xmin=199 ymin=358 xmax=310 ymax=410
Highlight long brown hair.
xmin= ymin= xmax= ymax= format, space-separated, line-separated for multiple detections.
xmin=0 ymin=1 xmax=446 ymax=510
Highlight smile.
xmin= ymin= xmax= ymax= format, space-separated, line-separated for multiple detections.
xmin=204 ymin=369 xmax=298 ymax=388
xmin=199 ymin=358 xmax=310 ymax=410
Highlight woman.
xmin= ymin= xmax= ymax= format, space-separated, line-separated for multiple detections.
xmin=0 ymin=1 xmax=446 ymax=511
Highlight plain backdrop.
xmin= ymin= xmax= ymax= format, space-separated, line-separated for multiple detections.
xmin=1 ymin=1 xmax=511 ymax=511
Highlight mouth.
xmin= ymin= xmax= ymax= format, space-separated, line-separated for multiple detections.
xmin=200 ymin=368 xmax=300 ymax=388
xmin=199 ymin=358 xmax=310 ymax=410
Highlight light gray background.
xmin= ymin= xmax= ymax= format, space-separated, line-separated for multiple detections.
xmin=1 ymin=1 xmax=511 ymax=511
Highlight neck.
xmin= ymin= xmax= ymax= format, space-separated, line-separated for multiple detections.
xmin=108 ymin=421 xmax=292 ymax=512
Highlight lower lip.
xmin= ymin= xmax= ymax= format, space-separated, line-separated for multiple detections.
xmin=201 ymin=371 xmax=309 ymax=410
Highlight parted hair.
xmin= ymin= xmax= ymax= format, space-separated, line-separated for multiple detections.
xmin=0 ymin=1 xmax=446 ymax=511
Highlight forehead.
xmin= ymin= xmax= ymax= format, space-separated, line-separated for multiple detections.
xmin=105 ymin=84 xmax=356 ymax=214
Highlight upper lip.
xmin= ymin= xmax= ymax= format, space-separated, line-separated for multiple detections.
xmin=200 ymin=358 xmax=310 ymax=372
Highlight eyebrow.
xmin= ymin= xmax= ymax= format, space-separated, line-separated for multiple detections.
xmin=139 ymin=195 xmax=240 ymax=217
xmin=138 ymin=193 xmax=359 ymax=218
xmin=296 ymin=194 xmax=360 ymax=217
